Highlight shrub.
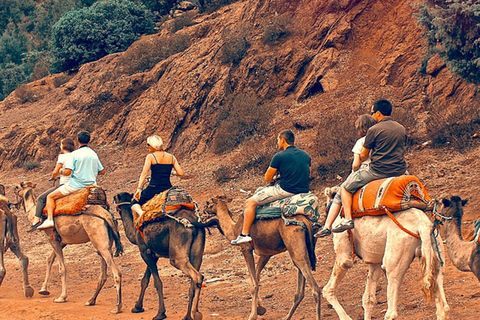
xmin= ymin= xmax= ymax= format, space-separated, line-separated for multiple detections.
xmin=417 ymin=0 xmax=480 ymax=84
xmin=15 ymin=84 xmax=38 ymax=103
xmin=262 ymin=15 xmax=292 ymax=45
xmin=53 ymin=73 xmax=71 ymax=87
xmin=51 ymin=0 xmax=155 ymax=72
xmin=218 ymin=28 xmax=250 ymax=65
xmin=204 ymin=0 xmax=239 ymax=14
xmin=214 ymin=165 xmax=236 ymax=183
xmin=213 ymin=94 xmax=271 ymax=154
xmin=24 ymin=160 xmax=40 ymax=170
xmin=118 ymin=33 xmax=191 ymax=74
xmin=168 ymin=11 xmax=196 ymax=33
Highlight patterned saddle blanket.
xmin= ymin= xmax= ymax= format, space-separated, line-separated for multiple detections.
xmin=44 ymin=185 xmax=107 ymax=216
xmin=136 ymin=186 xmax=195 ymax=229
xmin=350 ymin=175 xmax=431 ymax=218
xmin=255 ymin=192 xmax=320 ymax=223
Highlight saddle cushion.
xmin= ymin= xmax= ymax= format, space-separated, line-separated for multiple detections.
xmin=255 ymin=192 xmax=320 ymax=223
xmin=351 ymin=175 xmax=431 ymax=217
xmin=43 ymin=185 xmax=107 ymax=216
xmin=136 ymin=186 xmax=195 ymax=229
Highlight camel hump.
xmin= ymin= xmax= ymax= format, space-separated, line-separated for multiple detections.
xmin=44 ymin=185 xmax=108 ymax=216
xmin=351 ymin=175 xmax=431 ymax=217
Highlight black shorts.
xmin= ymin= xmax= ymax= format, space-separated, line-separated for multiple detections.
xmin=131 ymin=185 xmax=170 ymax=206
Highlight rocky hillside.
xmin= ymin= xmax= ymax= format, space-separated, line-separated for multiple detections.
xmin=0 ymin=0 xmax=479 ymax=206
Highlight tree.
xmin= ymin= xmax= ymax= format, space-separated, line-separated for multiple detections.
xmin=51 ymin=0 xmax=155 ymax=72
xmin=417 ymin=0 xmax=480 ymax=84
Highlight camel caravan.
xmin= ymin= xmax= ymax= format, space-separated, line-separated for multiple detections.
xmin=1 ymin=102 xmax=480 ymax=320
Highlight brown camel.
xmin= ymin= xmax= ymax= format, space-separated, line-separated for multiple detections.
xmin=438 ymin=196 xmax=480 ymax=283
xmin=202 ymin=195 xmax=321 ymax=320
xmin=0 ymin=185 xmax=34 ymax=298
xmin=114 ymin=192 xmax=218 ymax=320
xmin=15 ymin=181 xmax=123 ymax=313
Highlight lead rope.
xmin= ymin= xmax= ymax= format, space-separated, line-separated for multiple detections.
xmin=430 ymin=202 xmax=445 ymax=267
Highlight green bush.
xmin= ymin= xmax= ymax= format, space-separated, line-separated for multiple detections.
xmin=24 ymin=160 xmax=40 ymax=170
xmin=51 ymin=0 xmax=155 ymax=72
xmin=417 ymin=0 xmax=480 ymax=84
xmin=168 ymin=11 xmax=197 ymax=33
xmin=262 ymin=15 xmax=292 ymax=45
xmin=0 ymin=63 xmax=29 ymax=100
xmin=213 ymin=94 xmax=271 ymax=154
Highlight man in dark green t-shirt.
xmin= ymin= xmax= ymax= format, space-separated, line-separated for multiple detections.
xmin=231 ymin=130 xmax=311 ymax=245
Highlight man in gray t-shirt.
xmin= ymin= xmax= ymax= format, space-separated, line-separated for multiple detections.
xmin=331 ymin=99 xmax=407 ymax=233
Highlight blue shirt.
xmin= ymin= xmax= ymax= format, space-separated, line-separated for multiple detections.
xmin=64 ymin=146 xmax=104 ymax=189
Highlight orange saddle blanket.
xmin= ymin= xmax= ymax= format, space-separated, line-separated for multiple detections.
xmin=43 ymin=185 xmax=107 ymax=216
xmin=350 ymin=175 xmax=431 ymax=218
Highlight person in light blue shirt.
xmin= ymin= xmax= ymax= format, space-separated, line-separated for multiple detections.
xmin=37 ymin=131 xmax=105 ymax=230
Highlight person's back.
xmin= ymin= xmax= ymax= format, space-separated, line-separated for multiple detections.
xmin=365 ymin=118 xmax=406 ymax=177
xmin=272 ymin=146 xmax=311 ymax=194
xmin=67 ymin=146 xmax=103 ymax=189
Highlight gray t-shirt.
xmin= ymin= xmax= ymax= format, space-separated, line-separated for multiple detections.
xmin=363 ymin=117 xmax=406 ymax=176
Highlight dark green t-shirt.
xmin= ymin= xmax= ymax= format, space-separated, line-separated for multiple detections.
xmin=364 ymin=117 xmax=407 ymax=176
xmin=270 ymin=146 xmax=311 ymax=194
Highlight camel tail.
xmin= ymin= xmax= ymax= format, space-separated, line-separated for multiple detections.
xmin=419 ymin=227 xmax=439 ymax=303
xmin=108 ymin=217 xmax=124 ymax=257
xmin=305 ymin=225 xmax=316 ymax=271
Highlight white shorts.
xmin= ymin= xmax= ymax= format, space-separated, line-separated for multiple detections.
xmin=249 ymin=184 xmax=294 ymax=206
xmin=57 ymin=184 xmax=81 ymax=196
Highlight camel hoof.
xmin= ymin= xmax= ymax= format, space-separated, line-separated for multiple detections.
xmin=111 ymin=306 xmax=122 ymax=314
xmin=153 ymin=313 xmax=167 ymax=320
xmin=131 ymin=306 xmax=144 ymax=313
xmin=39 ymin=290 xmax=50 ymax=296
xmin=194 ymin=311 xmax=203 ymax=320
xmin=54 ymin=297 xmax=67 ymax=303
xmin=85 ymin=300 xmax=95 ymax=306
xmin=257 ymin=306 xmax=267 ymax=315
xmin=24 ymin=286 xmax=34 ymax=298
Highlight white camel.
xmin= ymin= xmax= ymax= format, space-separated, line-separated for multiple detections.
xmin=321 ymin=187 xmax=449 ymax=320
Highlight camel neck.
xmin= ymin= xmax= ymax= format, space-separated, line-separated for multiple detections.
xmin=118 ymin=206 xmax=138 ymax=245
xmin=216 ymin=201 xmax=240 ymax=241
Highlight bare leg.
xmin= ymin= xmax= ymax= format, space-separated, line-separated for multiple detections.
xmin=242 ymin=198 xmax=258 ymax=235
xmin=340 ymin=187 xmax=353 ymax=221
xmin=325 ymin=202 xmax=341 ymax=229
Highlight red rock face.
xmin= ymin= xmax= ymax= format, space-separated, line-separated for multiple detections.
xmin=0 ymin=0 xmax=477 ymax=168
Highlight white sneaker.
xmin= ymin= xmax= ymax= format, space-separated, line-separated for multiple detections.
xmin=37 ymin=219 xmax=54 ymax=230
xmin=231 ymin=234 xmax=252 ymax=245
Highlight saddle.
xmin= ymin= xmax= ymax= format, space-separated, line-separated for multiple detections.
xmin=43 ymin=185 xmax=107 ymax=216
xmin=136 ymin=186 xmax=195 ymax=229
xmin=255 ymin=192 xmax=320 ymax=224
xmin=349 ymin=175 xmax=431 ymax=218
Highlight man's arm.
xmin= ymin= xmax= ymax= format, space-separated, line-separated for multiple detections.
xmin=61 ymin=168 xmax=72 ymax=176
xmin=360 ymin=147 xmax=370 ymax=162
xmin=265 ymin=167 xmax=277 ymax=183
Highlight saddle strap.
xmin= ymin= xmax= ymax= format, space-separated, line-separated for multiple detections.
xmin=383 ymin=207 xmax=420 ymax=239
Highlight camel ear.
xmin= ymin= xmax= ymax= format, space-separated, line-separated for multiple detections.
xmin=442 ymin=199 xmax=450 ymax=207
xmin=461 ymin=199 xmax=468 ymax=206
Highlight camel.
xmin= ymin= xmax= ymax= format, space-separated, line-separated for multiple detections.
xmin=321 ymin=187 xmax=449 ymax=320
xmin=15 ymin=181 xmax=123 ymax=313
xmin=0 ymin=185 xmax=34 ymax=298
xmin=437 ymin=196 xmax=480 ymax=283
xmin=202 ymin=195 xmax=321 ymax=320
xmin=114 ymin=192 xmax=218 ymax=320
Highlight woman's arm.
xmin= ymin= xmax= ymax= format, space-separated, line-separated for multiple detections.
xmin=352 ymin=154 xmax=361 ymax=172
xmin=133 ymin=155 xmax=152 ymax=200
xmin=172 ymin=156 xmax=185 ymax=177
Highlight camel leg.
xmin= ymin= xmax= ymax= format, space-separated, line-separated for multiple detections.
xmin=9 ymin=242 xmax=34 ymax=298
xmin=254 ymin=255 xmax=270 ymax=316
xmin=89 ymin=235 xmax=122 ymax=314
xmin=0 ymin=214 xmax=6 ymax=288
xmin=240 ymin=246 xmax=259 ymax=320
xmin=363 ymin=263 xmax=382 ymax=320
xmin=48 ymin=239 xmax=68 ymax=303
xmin=140 ymin=248 xmax=166 ymax=320
xmin=132 ymin=266 xmax=151 ymax=313
xmin=383 ymin=237 xmax=416 ymax=320
xmin=169 ymin=235 xmax=204 ymax=320
xmin=433 ymin=238 xmax=449 ymax=320
xmin=85 ymin=253 xmax=108 ymax=307
xmin=187 ymin=230 xmax=206 ymax=320
xmin=285 ymin=269 xmax=306 ymax=320
xmin=39 ymin=251 xmax=56 ymax=295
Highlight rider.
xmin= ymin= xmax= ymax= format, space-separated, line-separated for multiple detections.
xmin=131 ymin=135 xmax=184 ymax=220
xmin=29 ymin=138 xmax=75 ymax=231
xmin=231 ymin=130 xmax=311 ymax=245
xmin=37 ymin=131 xmax=105 ymax=230
xmin=331 ymin=99 xmax=407 ymax=233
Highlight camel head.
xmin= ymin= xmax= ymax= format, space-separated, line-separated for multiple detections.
xmin=113 ymin=192 xmax=133 ymax=216
xmin=14 ymin=181 xmax=36 ymax=196
xmin=440 ymin=196 xmax=468 ymax=220
xmin=202 ymin=195 xmax=232 ymax=220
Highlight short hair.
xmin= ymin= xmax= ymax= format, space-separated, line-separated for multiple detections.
xmin=147 ymin=135 xmax=163 ymax=151
xmin=279 ymin=130 xmax=295 ymax=145
xmin=373 ymin=99 xmax=393 ymax=116
xmin=355 ymin=114 xmax=376 ymax=137
xmin=77 ymin=131 xmax=91 ymax=144
xmin=61 ymin=138 xmax=75 ymax=152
